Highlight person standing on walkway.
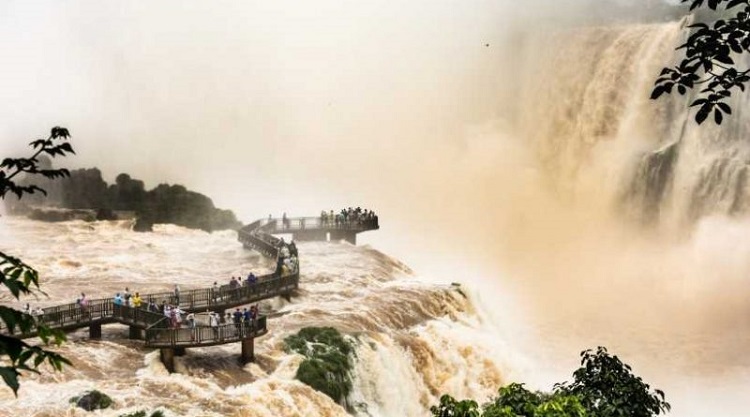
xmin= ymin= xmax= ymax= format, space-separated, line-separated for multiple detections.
xmin=233 ymin=308 xmax=242 ymax=336
xmin=209 ymin=311 xmax=219 ymax=339
xmin=186 ymin=312 xmax=196 ymax=341
xmin=78 ymin=293 xmax=89 ymax=320
xmin=212 ymin=281 xmax=219 ymax=304
xmin=173 ymin=284 xmax=181 ymax=306
xmin=133 ymin=292 xmax=142 ymax=309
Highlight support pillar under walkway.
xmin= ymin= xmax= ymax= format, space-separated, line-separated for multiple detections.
xmin=89 ymin=323 xmax=101 ymax=339
xmin=159 ymin=348 xmax=187 ymax=373
xmin=329 ymin=230 xmax=356 ymax=245
xmin=129 ymin=325 xmax=143 ymax=340
xmin=241 ymin=338 xmax=255 ymax=364
xmin=160 ymin=348 xmax=174 ymax=373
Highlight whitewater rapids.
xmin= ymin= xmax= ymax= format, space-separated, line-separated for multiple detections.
xmin=0 ymin=217 xmax=509 ymax=417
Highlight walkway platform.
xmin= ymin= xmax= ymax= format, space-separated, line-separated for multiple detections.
xmin=238 ymin=216 xmax=378 ymax=247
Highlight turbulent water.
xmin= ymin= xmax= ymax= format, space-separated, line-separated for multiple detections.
xmin=0 ymin=217 xmax=508 ymax=417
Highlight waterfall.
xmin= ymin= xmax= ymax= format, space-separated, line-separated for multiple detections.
xmin=517 ymin=19 xmax=750 ymax=229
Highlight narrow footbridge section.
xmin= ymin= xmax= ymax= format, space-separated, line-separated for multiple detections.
xmin=4 ymin=213 xmax=377 ymax=372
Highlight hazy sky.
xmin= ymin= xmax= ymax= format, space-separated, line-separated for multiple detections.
xmin=0 ymin=0 xmax=680 ymax=276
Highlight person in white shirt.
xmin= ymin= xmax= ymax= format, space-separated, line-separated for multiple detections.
xmin=186 ymin=313 xmax=196 ymax=329
xmin=210 ymin=312 xmax=220 ymax=339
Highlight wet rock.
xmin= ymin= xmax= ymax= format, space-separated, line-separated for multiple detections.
xmin=133 ymin=217 xmax=154 ymax=232
xmin=69 ymin=389 xmax=113 ymax=411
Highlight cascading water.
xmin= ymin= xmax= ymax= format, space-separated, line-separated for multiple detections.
xmin=518 ymin=18 xmax=750 ymax=229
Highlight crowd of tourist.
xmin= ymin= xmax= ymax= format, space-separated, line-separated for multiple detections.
xmin=96 ymin=260 xmax=283 ymax=331
xmin=112 ymin=287 xmax=145 ymax=308
xmin=273 ymin=238 xmax=298 ymax=277
xmin=320 ymin=207 xmax=378 ymax=228
xmin=22 ymin=303 xmax=45 ymax=320
xmin=271 ymin=207 xmax=378 ymax=230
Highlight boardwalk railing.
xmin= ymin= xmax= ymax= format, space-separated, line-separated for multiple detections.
xmin=29 ymin=298 xmax=117 ymax=332
xmin=256 ymin=217 xmax=379 ymax=233
xmin=238 ymin=216 xmax=377 ymax=256
xmin=6 ymin=270 xmax=298 ymax=338
xmin=112 ymin=305 xmax=169 ymax=328
xmin=145 ymin=316 xmax=268 ymax=348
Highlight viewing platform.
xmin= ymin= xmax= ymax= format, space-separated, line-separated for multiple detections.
xmin=238 ymin=215 xmax=379 ymax=247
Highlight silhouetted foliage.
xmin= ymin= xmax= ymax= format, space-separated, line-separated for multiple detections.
xmin=110 ymin=173 xmax=147 ymax=211
xmin=431 ymin=347 xmax=669 ymax=417
xmin=556 ymin=347 xmax=670 ymax=417
xmin=0 ymin=127 xmax=72 ymax=395
xmin=653 ymin=0 xmax=750 ymax=124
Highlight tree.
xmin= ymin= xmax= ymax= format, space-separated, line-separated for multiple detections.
xmin=556 ymin=347 xmax=670 ymax=417
xmin=430 ymin=395 xmax=481 ymax=417
xmin=0 ymin=127 xmax=74 ymax=395
xmin=653 ymin=0 xmax=750 ymax=124
xmin=431 ymin=385 xmax=585 ymax=417
xmin=431 ymin=347 xmax=669 ymax=417
xmin=482 ymin=384 xmax=586 ymax=417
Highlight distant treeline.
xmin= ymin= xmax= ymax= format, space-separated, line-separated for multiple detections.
xmin=5 ymin=158 xmax=240 ymax=232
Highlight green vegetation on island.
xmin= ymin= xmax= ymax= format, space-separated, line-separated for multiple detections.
xmin=431 ymin=347 xmax=670 ymax=417
xmin=4 ymin=157 xmax=241 ymax=232
xmin=284 ymin=327 xmax=355 ymax=405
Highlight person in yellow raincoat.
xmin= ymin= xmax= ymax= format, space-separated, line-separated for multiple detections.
xmin=132 ymin=292 xmax=143 ymax=308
